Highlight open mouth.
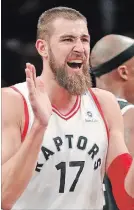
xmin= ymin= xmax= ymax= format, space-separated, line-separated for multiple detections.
xmin=67 ymin=61 xmax=83 ymax=69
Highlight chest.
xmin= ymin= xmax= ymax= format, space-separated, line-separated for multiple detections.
xmin=35 ymin=107 xmax=108 ymax=171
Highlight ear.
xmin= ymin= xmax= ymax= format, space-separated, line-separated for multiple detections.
xmin=35 ymin=39 xmax=48 ymax=58
xmin=117 ymin=65 xmax=128 ymax=81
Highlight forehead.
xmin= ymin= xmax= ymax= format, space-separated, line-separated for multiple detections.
xmin=51 ymin=18 xmax=89 ymax=38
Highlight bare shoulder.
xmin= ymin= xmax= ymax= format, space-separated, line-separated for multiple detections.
xmin=2 ymin=87 xmax=25 ymax=163
xmin=123 ymin=106 xmax=134 ymax=119
xmin=91 ymin=88 xmax=123 ymax=130
xmin=2 ymin=87 xmax=22 ymax=99
xmin=2 ymin=87 xmax=24 ymax=124
xmin=123 ymin=107 xmax=134 ymax=128
xmin=2 ymin=87 xmax=23 ymax=106
xmin=91 ymin=88 xmax=117 ymax=105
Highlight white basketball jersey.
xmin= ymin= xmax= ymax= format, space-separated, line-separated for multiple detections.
xmin=11 ymin=82 xmax=108 ymax=210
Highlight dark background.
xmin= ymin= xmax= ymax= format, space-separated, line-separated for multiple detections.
xmin=2 ymin=0 xmax=134 ymax=87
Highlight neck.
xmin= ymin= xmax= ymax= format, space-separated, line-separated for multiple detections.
xmin=40 ymin=66 xmax=78 ymax=114
xmin=97 ymin=80 xmax=126 ymax=100
xmin=110 ymin=87 xmax=126 ymax=100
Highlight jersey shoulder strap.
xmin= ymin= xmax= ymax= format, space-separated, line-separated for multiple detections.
xmin=117 ymin=98 xmax=134 ymax=115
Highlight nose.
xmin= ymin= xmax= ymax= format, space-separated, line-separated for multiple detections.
xmin=73 ymin=39 xmax=84 ymax=54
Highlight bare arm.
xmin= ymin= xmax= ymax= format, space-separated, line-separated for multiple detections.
xmin=93 ymin=89 xmax=128 ymax=167
xmin=2 ymin=89 xmax=46 ymax=210
xmin=123 ymin=108 xmax=134 ymax=157
xmin=2 ymin=64 xmax=52 ymax=210
xmin=123 ymin=109 xmax=134 ymax=203
xmin=92 ymin=88 xmax=134 ymax=209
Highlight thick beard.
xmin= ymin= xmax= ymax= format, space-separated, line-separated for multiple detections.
xmin=48 ymin=47 xmax=91 ymax=95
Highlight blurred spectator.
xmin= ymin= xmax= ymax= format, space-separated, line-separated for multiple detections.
xmin=90 ymin=34 xmax=134 ymax=210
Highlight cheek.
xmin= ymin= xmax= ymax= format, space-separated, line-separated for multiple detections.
xmin=127 ymin=78 xmax=134 ymax=91
xmin=58 ymin=50 xmax=72 ymax=65
xmin=55 ymin=44 xmax=71 ymax=58
xmin=132 ymin=78 xmax=134 ymax=89
xmin=56 ymin=52 xmax=67 ymax=65
xmin=85 ymin=46 xmax=90 ymax=59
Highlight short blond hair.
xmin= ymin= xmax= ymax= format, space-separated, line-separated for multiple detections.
xmin=37 ymin=6 xmax=87 ymax=40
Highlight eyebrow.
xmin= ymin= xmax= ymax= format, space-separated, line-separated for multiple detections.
xmin=60 ymin=34 xmax=90 ymax=40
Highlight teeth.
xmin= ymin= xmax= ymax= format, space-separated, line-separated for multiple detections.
xmin=69 ymin=60 xmax=82 ymax=63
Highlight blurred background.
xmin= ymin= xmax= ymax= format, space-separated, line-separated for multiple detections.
xmin=2 ymin=0 xmax=134 ymax=87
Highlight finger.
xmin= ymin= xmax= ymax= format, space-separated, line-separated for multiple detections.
xmin=31 ymin=64 xmax=37 ymax=88
xmin=25 ymin=68 xmax=35 ymax=95
xmin=26 ymin=62 xmax=32 ymax=70
xmin=25 ymin=63 xmax=36 ymax=86
xmin=25 ymin=67 xmax=31 ymax=79
xmin=26 ymin=78 xmax=36 ymax=102
xmin=26 ymin=63 xmax=36 ymax=88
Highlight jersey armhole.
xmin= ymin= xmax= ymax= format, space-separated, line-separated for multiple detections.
xmin=121 ymin=105 xmax=134 ymax=115
xmin=89 ymin=88 xmax=109 ymax=140
xmin=10 ymin=86 xmax=29 ymax=142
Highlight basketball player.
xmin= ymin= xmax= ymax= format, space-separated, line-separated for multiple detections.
xmin=2 ymin=8 xmax=134 ymax=210
xmin=90 ymin=34 xmax=134 ymax=209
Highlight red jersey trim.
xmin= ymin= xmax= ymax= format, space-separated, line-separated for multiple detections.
xmin=10 ymin=86 xmax=29 ymax=141
xmin=52 ymin=96 xmax=81 ymax=120
xmin=89 ymin=88 xmax=109 ymax=140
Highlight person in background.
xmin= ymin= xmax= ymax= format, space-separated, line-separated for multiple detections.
xmin=90 ymin=34 xmax=134 ymax=209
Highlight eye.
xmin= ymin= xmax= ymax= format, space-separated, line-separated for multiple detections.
xmin=82 ymin=38 xmax=89 ymax=43
xmin=63 ymin=38 xmax=73 ymax=42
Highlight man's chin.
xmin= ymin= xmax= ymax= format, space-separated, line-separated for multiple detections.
xmin=67 ymin=88 xmax=87 ymax=96
xmin=66 ymin=66 xmax=83 ymax=75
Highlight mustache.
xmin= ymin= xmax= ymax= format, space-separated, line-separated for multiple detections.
xmin=67 ymin=52 xmax=86 ymax=62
